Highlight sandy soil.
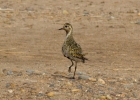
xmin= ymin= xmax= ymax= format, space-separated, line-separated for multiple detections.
xmin=0 ymin=0 xmax=140 ymax=100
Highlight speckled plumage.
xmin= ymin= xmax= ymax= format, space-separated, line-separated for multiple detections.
xmin=59 ymin=23 xmax=88 ymax=79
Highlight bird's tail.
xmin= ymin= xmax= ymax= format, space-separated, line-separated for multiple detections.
xmin=82 ymin=53 xmax=88 ymax=63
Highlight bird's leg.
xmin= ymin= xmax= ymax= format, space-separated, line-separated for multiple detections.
xmin=68 ymin=60 xmax=74 ymax=73
xmin=73 ymin=61 xmax=77 ymax=79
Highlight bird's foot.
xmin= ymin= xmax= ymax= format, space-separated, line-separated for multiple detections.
xmin=68 ymin=68 xmax=71 ymax=73
xmin=69 ymin=77 xmax=75 ymax=79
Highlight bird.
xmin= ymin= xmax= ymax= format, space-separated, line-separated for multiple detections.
xmin=58 ymin=23 xmax=88 ymax=79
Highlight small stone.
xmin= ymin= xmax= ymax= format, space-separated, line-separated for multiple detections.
xmin=76 ymin=72 xmax=86 ymax=75
xmin=98 ymin=78 xmax=105 ymax=85
xmin=99 ymin=91 xmax=105 ymax=94
xmin=89 ymin=77 xmax=96 ymax=82
xmin=78 ymin=75 xmax=90 ymax=80
xmin=30 ymin=88 xmax=38 ymax=95
xmin=17 ymin=72 xmax=23 ymax=76
xmin=7 ymin=70 xmax=13 ymax=75
xmin=72 ymin=89 xmax=80 ymax=92
xmin=66 ymin=82 xmax=72 ymax=86
xmin=138 ymin=13 xmax=140 ymax=16
xmin=46 ymin=92 xmax=54 ymax=97
xmin=83 ymin=10 xmax=89 ymax=16
xmin=33 ymin=70 xmax=42 ymax=75
xmin=42 ymin=73 xmax=46 ymax=75
xmin=25 ymin=7 xmax=34 ymax=12
xmin=110 ymin=16 xmax=115 ymax=19
xmin=26 ymin=70 xmax=34 ymax=75
xmin=108 ymin=87 xmax=114 ymax=91
xmin=63 ymin=10 xmax=69 ymax=15
xmin=37 ymin=92 xmax=44 ymax=97
xmin=76 ymin=85 xmax=82 ymax=89
xmin=86 ymin=88 xmax=93 ymax=92
xmin=20 ymin=88 xmax=25 ymax=93
xmin=106 ymin=95 xmax=112 ymax=100
xmin=2 ymin=69 xmax=7 ymax=75
xmin=6 ymin=83 xmax=16 ymax=89
xmin=49 ymin=83 xmax=55 ymax=87
xmin=127 ymin=10 xmax=135 ymax=13
xmin=123 ymin=83 xmax=134 ymax=89
xmin=100 ymin=96 xmax=106 ymax=99
xmin=108 ymin=79 xmax=116 ymax=84
xmin=135 ymin=20 xmax=140 ymax=24
xmin=6 ymin=83 xmax=11 ymax=88
xmin=133 ymin=93 xmax=137 ymax=98
xmin=118 ymin=78 xmax=124 ymax=81
xmin=120 ymin=93 xmax=125 ymax=97
xmin=8 ymin=89 xmax=13 ymax=93
xmin=0 ymin=69 xmax=4 ymax=76
xmin=133 ymin=78 xmax=137 ymax=83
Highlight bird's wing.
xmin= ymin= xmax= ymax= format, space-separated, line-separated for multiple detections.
xmin=69 ymin=43 xmax=83 ymax=59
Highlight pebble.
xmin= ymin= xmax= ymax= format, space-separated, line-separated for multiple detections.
xmin=108 ymin=79 xmax=116 ymax=84
xmin=89 ymin=77 xmax=97 ymax=82
xmin=138 ymin=13 xmax=140 ymax=16
xmin=86 ymin=88 xmax=93 ymax=93
xmin=71 ymin=89 xmax=80 ymax=92
xmin=20 ymin=88 xmax=25 ymax=93
xmin=6 ymin=83 xmax=16 ymax=89
xmin=7 ymin=70 xmax=13 ymax=75
xmin=25 ymin=7 xmax=34 ymax=12
xmin=76 ymin=85 xmax=82 ymax=89
xmin=106 ymin=95 xmax=112 ymax=100
xmin=63 ymin=10 xmax=69 ymax=15
xmin=49 ymin=83 xmax=55 ymax=87
xmin=26 ymin=69 xmax=45 ymax=75
xmin=78 ymin=75 xmax=90 ymax=80
xmin=118 ymin=78 xmax=124 ymax=82
xmin=97 ymin=78 xmax=106 ymax=85
xmin=8 ymin=89 xmax=13 ymax=93
xmin=66 ymin=82 xmax=72 ymax=86
xmin=33 ymin=70 xmax=42 ymax=75
xmin=100 ymin=96 xmax=106 ymax=99
xmin=123 ymin=83 xmax=134 ymax=89
xmin=76 ymin=72 xmax=86 ymax=75
xmin=137 ymin=79 xmax=140 ymax=84
xmin=83 ymin=10 xmax=89 ymax=16
xmin=46 ymin=92 xmax=54 ymax=97
xmin=37 ymin=92 xmax=44 ymax=97
xmin=2 ymin=69 xmax=8 ymax=74
xmin=26 ymin=69 xmax=34 ymax=75
xmin=127 ymin=10 xmax=135 ymax=13
xmin=30 ymin=88 xmax=38 ymax=95
xmin=0 ymin=69 xmax=4 ymax=76
xmin=100 ymin=95 xmax=112 ymax=100
xmin=16 ymin=72 xmax=23 ymax=76
xmin=108 ymin=87 xmax=114 ymax=91
xmin=135 ymin=20 xmax=140 ymax=24
xmin=1 ymin=69 xmax=23 ymax=76
xmin=110 ymin=16 xmax=115 ymax=19
xmin=99 ymin=91 xmax=105 ymax=94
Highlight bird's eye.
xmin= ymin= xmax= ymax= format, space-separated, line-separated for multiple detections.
xmin=65 ymin=26 xmax=68 ymax=28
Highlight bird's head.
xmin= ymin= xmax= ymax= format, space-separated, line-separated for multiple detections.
xmin=59 ymin=23 xmax=73 ymax=33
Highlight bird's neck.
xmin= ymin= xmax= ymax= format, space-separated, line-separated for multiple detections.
xmin=65 ymin=29 xmax=74 ymax=42
xmin=66 ymin=29 xmax=73 ymax=38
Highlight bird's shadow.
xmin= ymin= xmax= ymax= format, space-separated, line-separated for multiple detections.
xmin=51 ymin=74 xmax=75 ymax=80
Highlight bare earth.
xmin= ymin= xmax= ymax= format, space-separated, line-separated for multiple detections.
xmin=0 ymin=0 xmax=140 ymax=100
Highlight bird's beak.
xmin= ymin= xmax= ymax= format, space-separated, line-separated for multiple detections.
xmin=58 ymin=28 xmax=64 ymax=30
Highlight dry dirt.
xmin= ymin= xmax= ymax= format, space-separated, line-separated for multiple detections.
xmin=0 ymin=0 xmax=140 ymax=100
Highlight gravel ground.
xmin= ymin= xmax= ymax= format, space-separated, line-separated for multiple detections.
xmin=0 ymin=0 xmax=140 ymax=100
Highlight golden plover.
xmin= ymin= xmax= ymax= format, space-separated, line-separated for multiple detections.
xmin=59 ymin=23 xmax=88 ymax=79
